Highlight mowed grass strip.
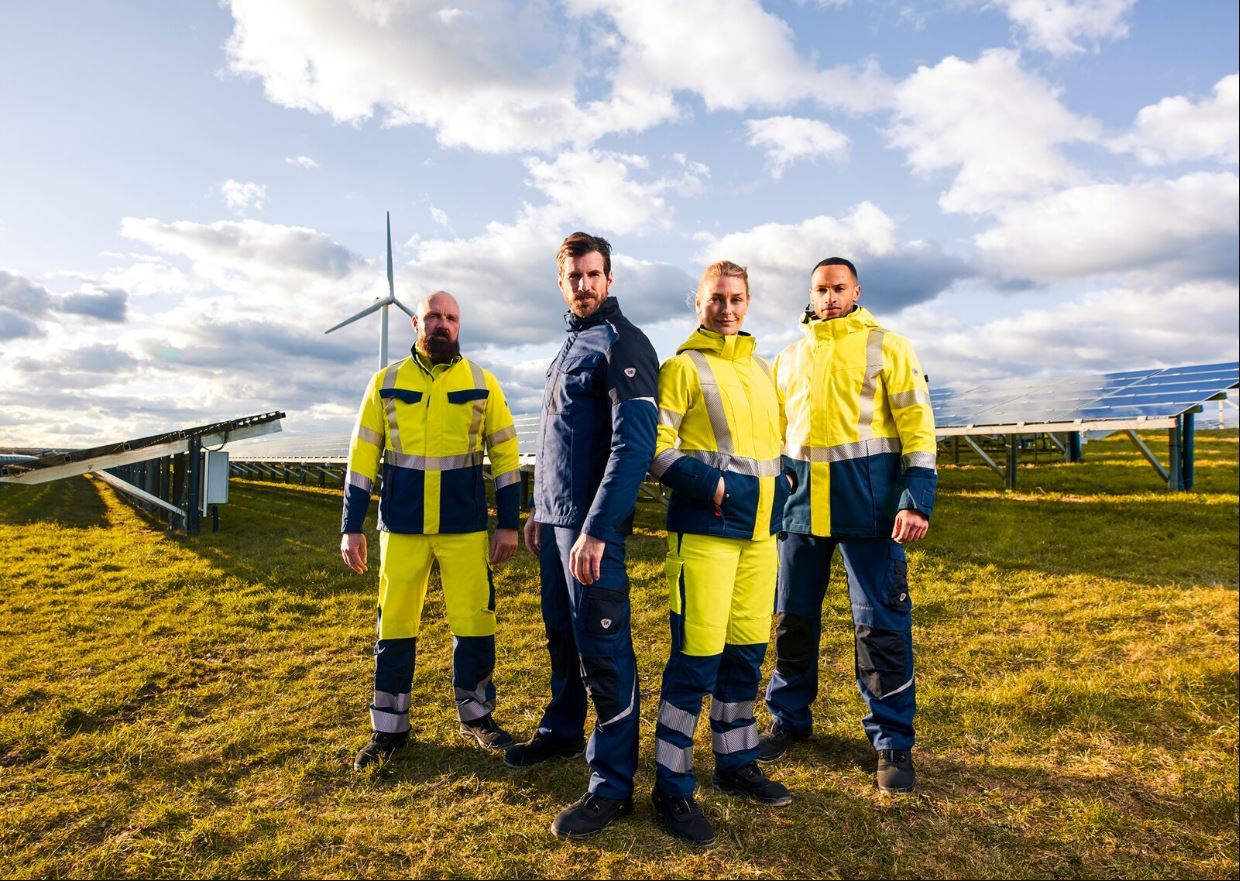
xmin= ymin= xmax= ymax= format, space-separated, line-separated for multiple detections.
xmin=0 ymin=430 xmax=1236 ymax=879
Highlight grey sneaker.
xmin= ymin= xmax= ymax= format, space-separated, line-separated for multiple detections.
xmin=651 ymin=789 xmax=716 ymax=847
xmin=550 ymin=791 xmax=633 ymax=840
xmin=876 ymin=749 xmax=916 ymax=793
xmin=757 ymin=721 xmax=808 ymax=763
xmin=353 ymin=730 xmax=408 ymax=771
xmin=712 ymin=761 xmax=793 ymax=806
xmin=459 ymin=713 xmax=514 ymax=750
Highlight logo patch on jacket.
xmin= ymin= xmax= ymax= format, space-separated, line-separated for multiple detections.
xmin=624 ymin=367 xmax=636 ymax=377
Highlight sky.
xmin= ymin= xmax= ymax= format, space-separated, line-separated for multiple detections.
xmin=1 ymin=0 xmax=1237 ymax=447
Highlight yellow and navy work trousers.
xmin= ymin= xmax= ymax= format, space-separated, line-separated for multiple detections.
xmin=369 ymin=530 xmax=497 ymax=735
xmin=654 ymin=532 xmax=777 ymax=798
xmin=764 ymin=533 xmax=915 ymax=751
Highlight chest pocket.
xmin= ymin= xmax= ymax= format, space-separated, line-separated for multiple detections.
xmin=550 ymin=353 xmax=601 ymax=414
xmin=446 ymin=389 xmax=489 ymax=404
xmin=379 ymin=389 xmax=423 ymax=404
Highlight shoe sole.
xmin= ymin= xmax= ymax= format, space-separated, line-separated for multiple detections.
xmin=503 ymin=746 xmax=586 ymax=769
xmin=711 ymin=781 xmax=793 ymax=807
xmin=877 ymin=783 xmax=915 ymax=794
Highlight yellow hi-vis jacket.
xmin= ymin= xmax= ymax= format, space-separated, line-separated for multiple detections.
xmin=775 ymin=306 xmax=937 ymax=538
xmin=650 ymin=328 xmax=793 ymax=541
xmin=341 ymin=352 xmax=521 ymax=535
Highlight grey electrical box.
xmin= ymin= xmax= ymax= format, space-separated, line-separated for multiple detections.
xmin=201 ymin=450 xmax=230 ymax=513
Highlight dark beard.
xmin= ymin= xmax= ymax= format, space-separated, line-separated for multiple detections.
xmin=419 ymin=334 xmax=460 ymax=364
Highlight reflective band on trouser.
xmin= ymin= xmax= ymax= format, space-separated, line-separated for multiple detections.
xmin=649 ymin=448 xmax=684 ymax=478
xmin=347 ymin=470 xmax=374 ymax=492
xmin=888 ymin=387 xmax=930 ymax=409
xmin=380 ymin=362 xmax=403 ymax=450
xmin=455 ymin=675 xmax=495 ymax=722
xmin=685 ymin=350 xmax=733 ymax=453
xmin=355 ymin=425 xmax=384 ymax=447
xmin=373 ymin=690 xmax=411 ymax=712
xmin=902 ymin=451 xmax=937 ymax=471
xmin=655 ymin=737 xmax=693 ymax=773
xmin=384 ymin=450 xmax=483 ymax=470
xmin=712 ymin=723 xmax=758 ymax=755
xmin=786 ymin=436 xmax=902 ymax=464
xmin=709 ymin=698 xmax=754 ymax=724
xmin=370 ymin=706 xmax=409 ymax=734
xmin=681 ymin=449 xmax=782 ymax=478
xmin=658 ymin=700 xmax=698 ymax=737
xmin=857 ymin=328 xmax=887 ymax=442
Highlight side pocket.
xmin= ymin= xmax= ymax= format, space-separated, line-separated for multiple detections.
xmin=885 ymin=545 xmax=911 ymax=612
xmin=585 ymin=587 xmax=629 ymax=637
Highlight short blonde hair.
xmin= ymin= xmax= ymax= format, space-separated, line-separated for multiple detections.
xmin=696 ymin=260 xmax=749 ymax=300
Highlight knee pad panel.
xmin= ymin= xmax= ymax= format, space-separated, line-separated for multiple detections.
xmin=773 ymin=612 xmax=815 ymax=676
xmin=854 ymin=625 xmax=909 ymax=698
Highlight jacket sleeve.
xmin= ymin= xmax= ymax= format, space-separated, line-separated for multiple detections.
xmin=882 ymin=334 xmax=938 ymax=518
xmin=649 ymin=355 xmax=723 ymax=501
xmin=342 ymin=370 xmax=386 ymax=533
xmin=580 ymin=324 xmax=660 ymax=540
xmin=483 ymin=371 xmax=521 ymax=530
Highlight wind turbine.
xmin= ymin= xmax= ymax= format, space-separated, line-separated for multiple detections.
xmin=325 ymin=212 xmax=415 ymax=369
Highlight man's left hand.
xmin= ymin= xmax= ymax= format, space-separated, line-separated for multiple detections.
xmin=490 ymin=528 xmax=518 ymax=565
xmin=892 ymin=509 xmax=929 ymax=544
xmin=569 ymin=532 xmax=605 ymax=585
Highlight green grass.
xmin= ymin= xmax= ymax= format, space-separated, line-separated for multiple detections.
xmin=1 ymin=430 xmax=1236 ymax=879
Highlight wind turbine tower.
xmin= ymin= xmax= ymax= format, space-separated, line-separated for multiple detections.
xmin=325 ymin=212 xmax=414 ymax=369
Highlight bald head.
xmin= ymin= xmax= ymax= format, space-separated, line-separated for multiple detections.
xmin=411 ymin=290 xmax=462 ymax=364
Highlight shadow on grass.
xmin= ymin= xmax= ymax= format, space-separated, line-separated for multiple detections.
xmin=0 ymin=476 xmax=111 ymax=529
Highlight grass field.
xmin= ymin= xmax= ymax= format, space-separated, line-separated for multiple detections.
xmin=1 ymin=430 xmax=1237 ymax=879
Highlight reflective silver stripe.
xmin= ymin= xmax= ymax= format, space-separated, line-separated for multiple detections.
xmin=355 ymin=426 xmax=384 ymax=447
xmin=658 ymin=701 xmax=699 ymax=738
xmin=708 ymin=699 xmax=754 ymax=724
xmin=487 ymin=424 xmax=517 ymax=446
xmin=384 ymin=450 xmax=483 ymax=470
xmin=599 ymin=674 xmax=638 ymax=728
xmin=466 ymin=362 xmax=488 ymax=451
xmin=681 ymin=449 xmax=782 ymax=478
xmin=380 ymin=362 xmax=403 ymax=451
xmin=347 ymin=470 xmax=374 ymax=492
xmin=712 ymin=723 xmax=758 ymax=755
xmin=902 ymin=451 xmax=937 ymax=471
xmin=370 ymin=707 xmax=410 ymax=733
xmin=786 ymin=437 xmax=902 ymax=464
xmin=659 ymin=407 xmax=684 ymax=429
xmin=493 ymin=469 xmax=521 ymax=489
xmin=686 ymin=350 xmax=733 ymax=453
xmin=889 ymin=387 xmax=930 ymax=409
xmin=879 ymin=674 xmax=915 ymax=699
xmin=373 ymin=690 xmax=411 ymax=712
xmin=649 ymin=448 xmax=684 ymax=478
xmin=454 ymin=673 xmax=495 ymax=722
xmin=655 ymin=738 xmax=694 ymax=773
xmin=857 ymin=328 xmax=887 ymax=442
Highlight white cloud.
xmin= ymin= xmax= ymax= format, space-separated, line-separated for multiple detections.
xmin=746 ymin=116 xmax=849 ymax=179
xmin=974 ymin=172 xmax=1240 ymax=282
xmin=1112 ymin=74 xmax=1239 ymax=166
xmin=988 ymin=0 xmax=1134 ymax=56
xmin=428 ymin=204 xmax=453 ymax=231
xmin=284 ymin=154 xmax=319 ymax=169
xmin=221 ymin=178 xmax=267 ymax=214
xmin=888 ymin=49 xmax=1100 ymax=214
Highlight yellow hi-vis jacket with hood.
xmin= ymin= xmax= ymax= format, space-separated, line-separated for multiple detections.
xmin=341 ymin=352 xmax=521 ymax=536
xmin=776 ymin=305 xmax=937 ymax=538
xmin=650 ymin=328 xmax=794 ymax=541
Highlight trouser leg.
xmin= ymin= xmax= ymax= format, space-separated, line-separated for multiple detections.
xmin=765 ymin=532 xmax=835 ymax=736
xmin=553 ymin=526 xmax=639 ymax=801
xmin=435 ymin=531 xmax=498 ymax=723
xmin=371 ymin=531 xmax=434 ymax=734
xmin=839 ymin=537 xmax=915 ymax=751
xmin=535 ymin=523 xmax=587 ymax=742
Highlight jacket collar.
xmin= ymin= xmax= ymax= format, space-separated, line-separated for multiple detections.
xmin=801 ymin=304 xmax=878 ymax=340
xmin=565 ymin=295 xmax=622 ymax=331
xmin=676 ymin=326 xmax=756 ymax=360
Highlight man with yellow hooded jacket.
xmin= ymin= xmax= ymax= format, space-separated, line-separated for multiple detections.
xmin=648 ymin=260 xmax=797 ymax=847
xmin=758 ymin=257 xmax=937 ymax=794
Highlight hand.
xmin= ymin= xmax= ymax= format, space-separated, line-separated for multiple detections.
xmin=569 ymin=532 xmax=605 ymax=585
xmin=523 ymin=515 xmax=541 ymax=554
xmin=892 ymin=509 xmax=929 ymax=544
xmin=340 ymin=533 xmax=368 ymax=573
xmin=490 ymin=528 xmax=518 ymax=565
xmin=713 ymin=476 xmax=726 ymax=506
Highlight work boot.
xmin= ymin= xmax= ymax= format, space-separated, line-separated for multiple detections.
xmin=550 ymin=791 xmax=633 ymax=840
xmin=712 ymin=761 xmax=793 ymax=806
xmin=651 ymin=788 xmax=716 ymax=847
xmin=352 ymin=730 xmax=408 ymax=771
xmin=504 ymin=732 xmax=586 ymax=768
xmin=459 ymin=713 xmax=514 ymax=750
xmin=757 ymin=721 xmax=808 ymax=763
xmin=876 ymin=749 xmax=916 ymax=793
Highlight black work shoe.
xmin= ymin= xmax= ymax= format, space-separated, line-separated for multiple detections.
xmin=459 ymin=713 xmax=514 ymax=750
xmin=757 ymin=721 xmax=808 ymax=763
xmin=353 ymin=730 xmax=408 ymax=771
xmin=651 ymin=789 xmax=716 ymax=847
xmin=504 ymin=732 xmax=586 ymax=768
xmin=550 ymin=791 xmax=633 ymax=840
xmin=876 ymin=749 xmax=916 ymax=793
xmin=712 ymin=761 xmax=793 ymax=806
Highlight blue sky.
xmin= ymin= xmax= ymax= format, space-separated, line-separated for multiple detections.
xmin=1 ymin=0 xmax=1237 ymax=446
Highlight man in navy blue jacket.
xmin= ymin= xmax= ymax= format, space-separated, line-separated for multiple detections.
xmin=505 ymin=231 xmax=659 ymax=840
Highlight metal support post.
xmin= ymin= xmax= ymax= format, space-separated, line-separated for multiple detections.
xmin=1068 ymin=431 xmax=1082 ymax=463
xmin=185 ymin=437 xmax=202 ymax=536
xmin=951 ymin=436 xmax=960 ymax=465
xmin=1182 ymin=411 xmax=1195 ymax=490
xmin=1167 ymin=417 xmax=1183 ymax=491
xmin=1006 ymin=434 xmax=1019 ymax=490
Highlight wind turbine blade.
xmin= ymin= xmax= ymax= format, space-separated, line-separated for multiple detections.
xmin=324 ymin=299 xmax=388 ymax=334
xmin=386 ymin=211 xmax=395 ymax=300
xmin=392 ymin=297 xmax=415 ymax=318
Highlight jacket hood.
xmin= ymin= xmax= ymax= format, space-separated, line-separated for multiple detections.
xmin=675 ymin=326 xmax=756 ymax=360
xmin=801 ymin=304 xmax=879 ymax=339
xmin=565 ymin=294 xmax=622 ymax=331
